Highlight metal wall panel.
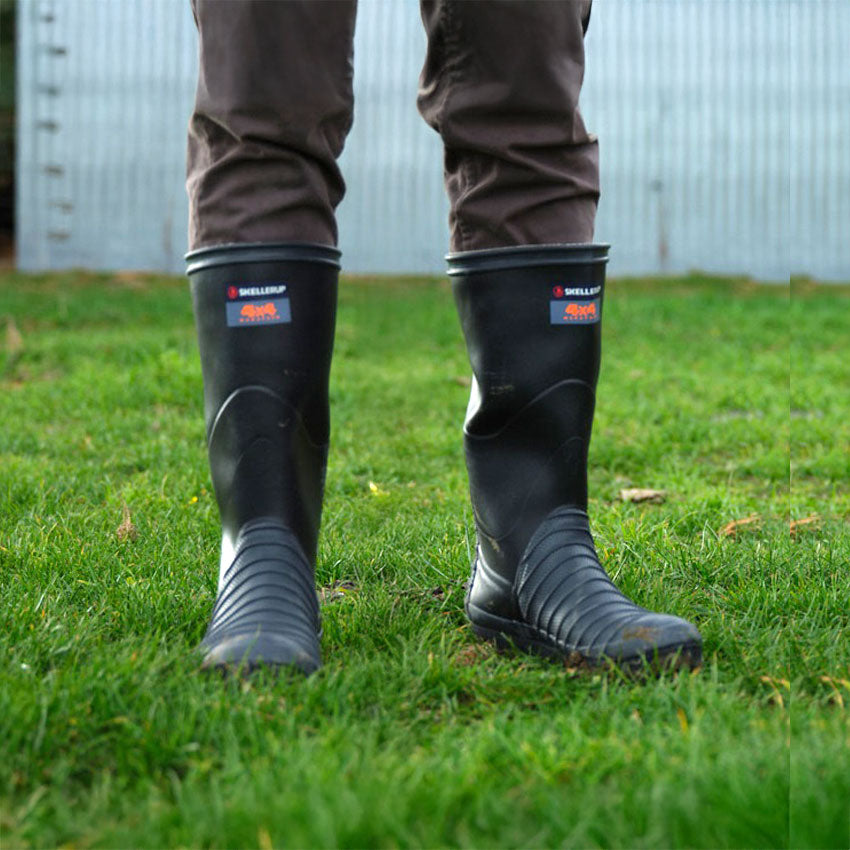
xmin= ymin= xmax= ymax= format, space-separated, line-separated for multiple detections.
xmin=790 ymin=0 xmax=849 ymax=280
xmin=16 ymin=0 xmax=198 ymax=271
xmin=337 ymin=0 xmax=448 ymax=275
xmin=15 ymin=0 xmax=849 ymax=280
xmin=588 ymin=0 xmax=794 ymax=279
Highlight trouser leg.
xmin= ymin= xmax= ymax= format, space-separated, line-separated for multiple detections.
xmin=418 ymin=0 xmax=599 ymax=251
xmin=187 ymin=0 xmax=358 ymax=250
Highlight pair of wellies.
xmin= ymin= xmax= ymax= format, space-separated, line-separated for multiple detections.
xmin=187 ymin=242 xmax=701 ymax=676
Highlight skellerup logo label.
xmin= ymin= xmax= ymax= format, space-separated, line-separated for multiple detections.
xmin=551 ymin=285 xmax=602 ymax=298
xmin=227 ymin=284 xmax=288 ymax=300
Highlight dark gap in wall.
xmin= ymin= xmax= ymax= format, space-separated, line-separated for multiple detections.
xmin=0 ymin=0 xmax=16 ymax=264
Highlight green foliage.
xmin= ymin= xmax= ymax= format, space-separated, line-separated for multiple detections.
xmin=0 ymin=272 xmax=846 ymax=848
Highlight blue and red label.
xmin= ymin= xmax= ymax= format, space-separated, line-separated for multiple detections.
xmin=549 ymin=284 xmax=601 ymax=325
xmin=225 ymin=283 xmax=291 ymax=327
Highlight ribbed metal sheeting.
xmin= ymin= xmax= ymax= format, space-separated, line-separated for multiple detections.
xmin=789 ymin=0 xmax=848 ymax=281
xmin=15 ymin=0 xmax=849 ymax=281
xmin=16 ymin=0 xmax=197 ymax=272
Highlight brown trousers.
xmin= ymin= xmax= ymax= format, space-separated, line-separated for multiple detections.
xmin=187 ymin=0 xmax=599 ymax=254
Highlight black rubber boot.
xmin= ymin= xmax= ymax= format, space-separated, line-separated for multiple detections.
xmin=449 ymin=244 xmax=702 ymax=671
xmin=186 ymin=243 xmax=339 ymax=675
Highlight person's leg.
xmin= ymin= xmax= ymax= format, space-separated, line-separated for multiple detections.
xmin=186 ymin=0 xmax=357 ymax=674
xmin=419 ymin=1 xmax=701 ymax=670
xmin=188 ymin=0 xmax=357 ymax=249
xmin=418 ymin=0 xmax=598 ymax=251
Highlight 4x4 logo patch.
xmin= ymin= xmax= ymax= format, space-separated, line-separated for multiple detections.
xmin=225 ymin=283 xmax=291 ymax=327
xmin=549 ymin=284 xmax=601 ymax=325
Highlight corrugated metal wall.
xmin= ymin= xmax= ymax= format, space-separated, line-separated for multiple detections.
xmin=16 ymin=0 xmax=197 ymax=271
xmin=15 ymin=0 xmax=849 ymax=281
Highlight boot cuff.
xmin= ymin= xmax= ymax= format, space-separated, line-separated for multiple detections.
xmin=446 ymin=243 xmax=609 ymax=275
xmin=186 ymin=242 xmax=341 ymax=275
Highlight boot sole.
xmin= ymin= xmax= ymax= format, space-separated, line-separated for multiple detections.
xmin=467 ymin=601 xmax=702 ymax=674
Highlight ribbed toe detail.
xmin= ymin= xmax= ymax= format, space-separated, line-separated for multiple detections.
xmin=517 ymin=507 xmax=701 ymax=666
xmin=467 ymin=506 xmax=702 ymax=671
xmin=200 ymin=518 xmax=321 ymax=675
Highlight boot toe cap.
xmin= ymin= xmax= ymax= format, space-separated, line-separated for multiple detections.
xmin=201 ymin=629 xmax=321 ymax=676
xmin=613 ymin=614 xmax=702 ymax=668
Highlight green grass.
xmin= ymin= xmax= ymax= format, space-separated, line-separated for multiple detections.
xmin=0 ymin=270 xmax=846 ymax=849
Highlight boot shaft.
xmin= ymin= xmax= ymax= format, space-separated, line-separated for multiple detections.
xmin=187 ymin=243 xmax=339 ymax=566
xmin=449 ymin=243 xmax=608 ymax=580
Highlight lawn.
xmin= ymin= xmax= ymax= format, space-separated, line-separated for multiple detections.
xmin=0 ymin=270 xmax=846 ymax=848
